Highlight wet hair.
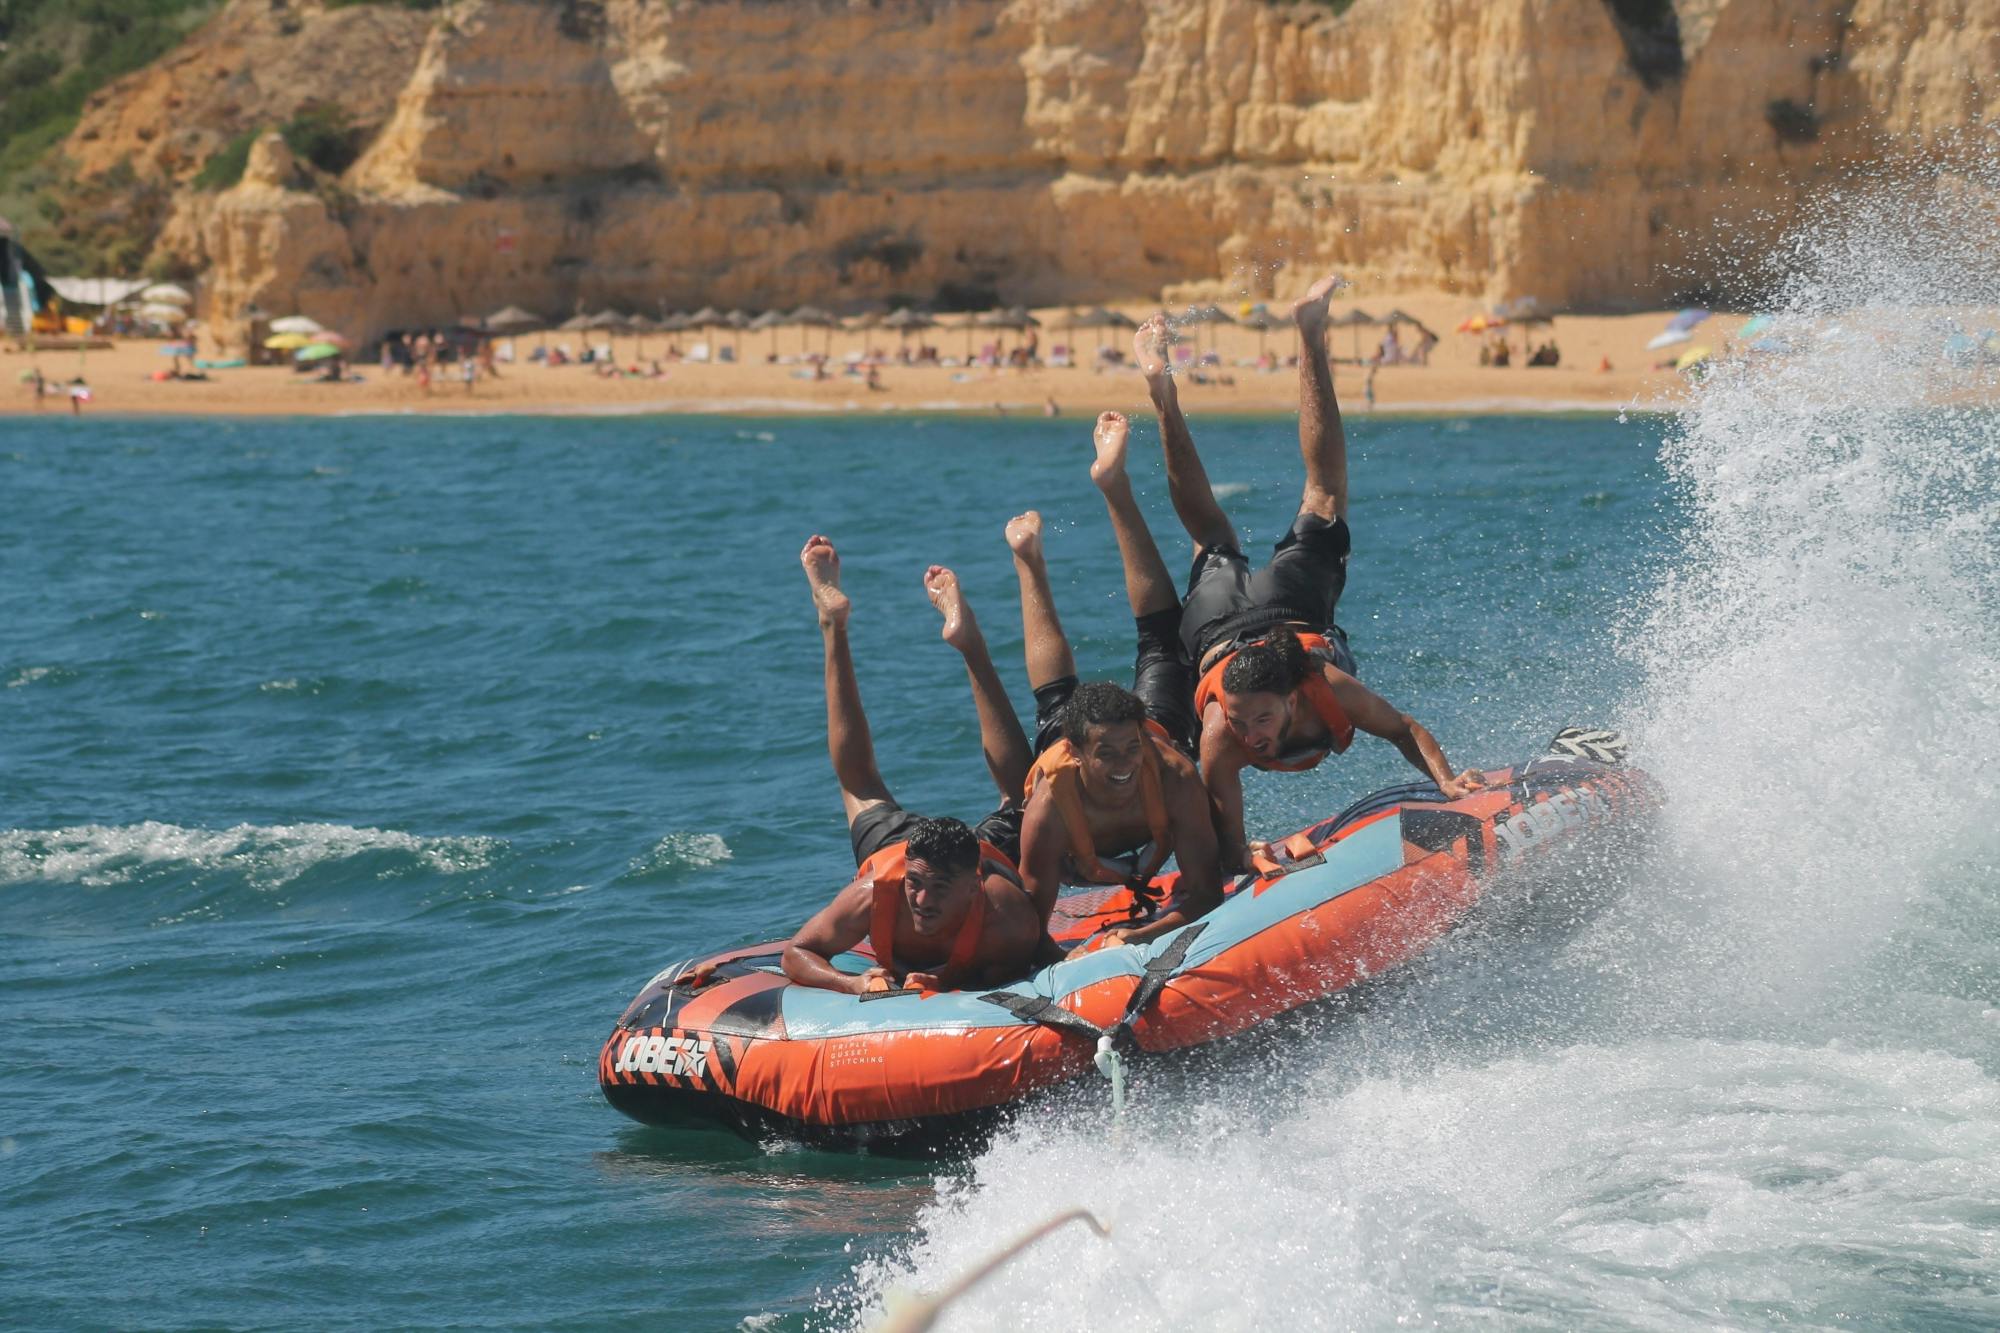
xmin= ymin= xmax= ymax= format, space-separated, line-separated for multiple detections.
xmin=903 ymin=816 xmax=980 ymax=877
xmin=1061 ymin=679 xmax=1149 ymax=747
xmin=1221 ymin=628 xmax=1311 ymax=698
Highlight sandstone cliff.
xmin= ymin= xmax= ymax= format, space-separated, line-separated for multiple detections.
xmin=64 ymin=0 xmax=1999 ymax=343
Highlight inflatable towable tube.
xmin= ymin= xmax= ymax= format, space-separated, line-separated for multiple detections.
xmin=600 ymin=730 xmax=1659 ymax=1148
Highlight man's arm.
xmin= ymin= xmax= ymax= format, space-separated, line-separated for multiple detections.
xmin=782 ymin=878 xmax=891 ymax=994
xmin=1325 ymin=667 xmax=1485 ymax=799
xmin=906 ymin=875 xmax=1045 ymax=991
xmin=1199 ymin=705 xmax=1255 ymax=872
xmin=1015 ymin=792 xmax=1068 ymax=923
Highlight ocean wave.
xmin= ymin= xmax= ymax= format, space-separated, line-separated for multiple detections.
xmin=621 ymin=832 xmax=733 ymax=881
xmin=0 ymin=822 xmax=502 ymax=889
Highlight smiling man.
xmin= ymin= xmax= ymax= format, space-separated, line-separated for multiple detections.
xmin=782 ymin=812 xmax=1042 ymax=995
xmin=993 ymin=483 xmax=1222 ymax=946
xmin=782 ymin=535 xmax=1044 ymax=994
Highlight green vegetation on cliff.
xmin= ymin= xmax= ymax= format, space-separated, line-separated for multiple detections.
xmin=0 ymin=0 xmax=222 ymax=268
xmin=0 ymin=1 xmax=222 ymax=184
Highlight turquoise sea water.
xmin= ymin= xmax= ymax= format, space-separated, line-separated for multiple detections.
xmin=4 ymin=403 xmax=1995 ymax=1330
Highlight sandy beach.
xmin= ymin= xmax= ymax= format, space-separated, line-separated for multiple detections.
xmin=4 ymin=291 xmax=1723 ymax=419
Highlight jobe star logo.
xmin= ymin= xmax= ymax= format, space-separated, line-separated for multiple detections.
xmin=615 ymin=1032 xmax=712 ymax=1079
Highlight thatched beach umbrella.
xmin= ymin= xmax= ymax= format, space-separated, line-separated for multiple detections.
xmin=721 ymin=309 xmax=751 ymax=360
xmin=788 ymin=305 xmax=836 ymax=355
xmin=1493 ymin=296 xmax=1555 ymax=359
xmin=583 ymin=309 xmax=629 ymax=361
xmin=1056 ymin=306 xmax=1124 ymax=352
xmin=685 ymin=305 xmax=722 ymax=348
xmin=632 ymin=312 xmax=670 ymax=358
xmin=932 ymin=311 xmax=981 ymax=359
xmin=1178 ymin=303 xmax=1235 ymax=356
xmin=484 ymin=305 xmax=543 ymax=333
xmin=883 ymin=307 xmax=936 ymax=356
xmin=482 ymin=304 xmax=543 ymax=356
xmin=981 ymin=306 xmax=1040 ymax=331
xmin=1236 ymin=306 xmax=1282 ymax=358
xmin=749 ymin=308 xmax=788 ymax=358
xmin=1329 ymin=308 xmax=1377 ymax=361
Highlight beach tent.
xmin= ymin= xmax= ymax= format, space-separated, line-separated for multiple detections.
xmin=49 ymin=276 xmax=150 ymax=308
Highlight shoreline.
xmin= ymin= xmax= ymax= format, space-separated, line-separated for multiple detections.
xmin=13 ymin=394 xmax=1685 ymax=422
xmin=1 ymin=291 xmax=1710 ymax=420
xmin=10 ymin=293 xmax=1990 ymax=421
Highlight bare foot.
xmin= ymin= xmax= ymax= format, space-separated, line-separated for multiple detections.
xmin=800 ymin=534 xmax=849 ymax=628
xmin=1004 ymin=510 xmax=1044 ymax=565
xmin=1134 ymin=315 xmax=1174 ymax=380
xmin=923 ymin=565 xmax=979 ymax=650
xmin=1291 ymin=273 xmax=1346 ymax=339
xmin=1090 ymin=411 xmax=1131 ymax=491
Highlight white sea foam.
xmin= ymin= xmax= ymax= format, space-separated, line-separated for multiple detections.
xmin=626 ymin=832 xmax=733 ymax=876
xmin=0 ymin=821 xmax=502 ymax=888
xmin=838 ymin=152 xmax=2000 ymax=1330
xmin=840 ymin=1041 xmax=2000 ymax=1330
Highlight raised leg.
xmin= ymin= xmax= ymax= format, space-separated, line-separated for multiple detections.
xmin=1089 ymin=411 xmax=1179 ymax=619
xmin=925 ymin=564 xmax=1033 ymax=800
xmin=1292 ymin=274 xmax=1350 ymax=523
xmin=1005 ymin=511 xmax=1077 ymax=692
xmin=801 ymin=535 xmax=892 ymax=822
xmin=1135 ymin=314 xmax=1236 ymax=555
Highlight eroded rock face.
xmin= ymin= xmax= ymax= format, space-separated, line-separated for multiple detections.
xmin=81 ymin=0 xmax=1996 ymax=342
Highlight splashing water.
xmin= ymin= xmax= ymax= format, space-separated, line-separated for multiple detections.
xmin=830 ymin=158 xmax=2000 ymax=1330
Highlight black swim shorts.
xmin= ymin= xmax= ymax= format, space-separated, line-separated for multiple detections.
xmin=1180 ymin=511 xmax=1351 ymax=666
xmin=848 ymin=798 xmax=1025 ymax=869
xmin=1030 ymin=607 xmax=1200 ymax=758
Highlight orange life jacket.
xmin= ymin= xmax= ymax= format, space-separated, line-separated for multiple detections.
xmin=860 ymin=839 xmax=1019 ymax=977
xmin=1022 ymin=719 xmax=1177 ymax=886
xmin=1194 ymin=632 xmax=1356 ymax=772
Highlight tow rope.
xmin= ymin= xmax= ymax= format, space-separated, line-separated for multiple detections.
xmin=980 ymin=922 xmax=1208 ymax=1119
